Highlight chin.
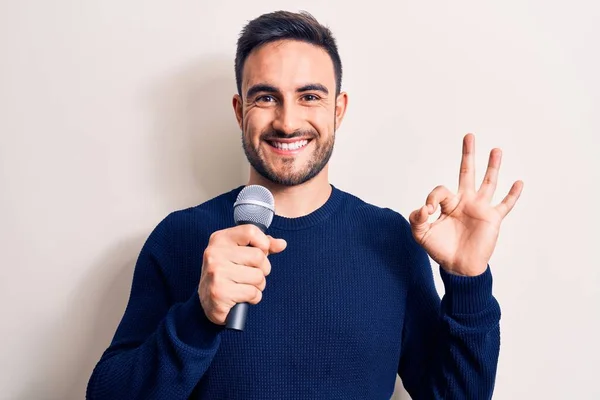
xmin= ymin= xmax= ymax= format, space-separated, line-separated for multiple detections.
xmin=263 ymin=169 xmax=312 ymax=186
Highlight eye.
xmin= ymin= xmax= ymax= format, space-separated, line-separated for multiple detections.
xmin=256 ymin=95 xmax=276 ymax=104
xmin=302 ymin=94 xmax=320 ymax=102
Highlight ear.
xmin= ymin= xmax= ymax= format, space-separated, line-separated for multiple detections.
xmin=232 ymin=94 xmax=243 ymax=130
xmin=334 ymin=91 xmax=348 ymax=129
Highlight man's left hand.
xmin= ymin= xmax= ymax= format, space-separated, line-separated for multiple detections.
xmin=409 ymin=133 xmax=524 ymax=277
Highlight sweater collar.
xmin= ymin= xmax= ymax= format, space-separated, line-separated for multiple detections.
xmin=229 ymin=184 xmax=344 ymax=231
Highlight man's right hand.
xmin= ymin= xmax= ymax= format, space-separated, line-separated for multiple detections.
xmin=198 ymin=225 xmax=287 ymax=325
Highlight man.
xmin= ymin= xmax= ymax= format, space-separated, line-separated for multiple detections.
xmin=87 ymin=10 xmax=523 ymax=400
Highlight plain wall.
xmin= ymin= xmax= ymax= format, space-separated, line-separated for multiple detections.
xmin=1 ymin=1 xmax=598 ymax=399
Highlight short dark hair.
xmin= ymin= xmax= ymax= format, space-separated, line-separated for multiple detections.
xmin=235 ymin=11 xmax=343 ymax=97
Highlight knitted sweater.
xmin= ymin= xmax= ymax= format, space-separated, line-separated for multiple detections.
xmin=87 ymin=185 xmax=500 ymax=399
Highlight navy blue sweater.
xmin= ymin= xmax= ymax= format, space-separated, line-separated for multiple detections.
xmin=87 ymin=185 xmax=500 ymax=399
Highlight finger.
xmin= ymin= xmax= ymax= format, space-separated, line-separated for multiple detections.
xmin=478 ymin=148 xmax=502 ymax=202
xmin=409 ymin=204 xmax=431 ymax=234
xmin=267 ymin=235 xmax=287 ymax=255
xmin=228 ymin=246 xmax=271 ymax=276
xmin=227 ymin=264 xmax=267 ymax=290
xmin=246 ymin=287 xmax=263 ymax=305
xmin=458 ymin=133 xmax=476 ymax=193
xmin=495 ymin=180 xmax=524 ymax=218
xmin=426 ymin=185 xmax=457 ymax=215
xmin=210 ymin=225 xmax=271 ymax=254
xmin=230 ymin=283 xmax=262 ymax=304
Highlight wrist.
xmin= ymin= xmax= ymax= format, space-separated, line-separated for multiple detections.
xmin=442 ymin=262 xmax=488 ymax=277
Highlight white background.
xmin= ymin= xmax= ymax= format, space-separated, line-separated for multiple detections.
xmin=1 ymin=1 xmax=598 ymax=399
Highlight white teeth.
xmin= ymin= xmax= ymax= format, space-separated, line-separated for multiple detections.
xmin=272 ymin=140 xmax=308 ymax=151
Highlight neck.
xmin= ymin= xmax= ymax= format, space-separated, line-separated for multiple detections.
xmin=247 ymin=167 xmax=332 ymax=218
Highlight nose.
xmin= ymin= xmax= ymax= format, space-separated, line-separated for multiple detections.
xmin=271 ymin=102 xmax=302 ymax=135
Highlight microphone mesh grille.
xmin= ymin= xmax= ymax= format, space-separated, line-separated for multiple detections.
xmin=233 ymin=185 xmax=275 ymax=228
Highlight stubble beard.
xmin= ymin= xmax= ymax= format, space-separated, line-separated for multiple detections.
xmin=241 ymin=121 xmax=336 ymax=187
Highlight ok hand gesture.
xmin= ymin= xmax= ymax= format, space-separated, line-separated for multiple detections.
xmin=409 ymin=133 xmax=524 ymax=276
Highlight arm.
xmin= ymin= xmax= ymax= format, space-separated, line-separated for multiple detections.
xmin=399 ymin=133 xmax=522 ymax=399
xmin=398 ymin=234 xmax=500 ymax=399
xmin=86 ymin=215 xmax=223 ymax=400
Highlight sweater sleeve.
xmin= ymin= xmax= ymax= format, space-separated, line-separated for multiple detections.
xmin=86 ymin=214 xmax=223 ymax=400
xmin=397 ymin=221 xmax=501 ymax=399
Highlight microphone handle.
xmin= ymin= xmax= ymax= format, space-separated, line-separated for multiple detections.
xmin=225 ymin=221 xmax=268 ymax=331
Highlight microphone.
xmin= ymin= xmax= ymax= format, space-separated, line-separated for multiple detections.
xmin=225 ymin=184 xmax=275 ymax=331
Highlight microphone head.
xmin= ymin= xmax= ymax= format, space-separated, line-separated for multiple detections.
xmin=233 ymin=185 xmax=275 ymax=231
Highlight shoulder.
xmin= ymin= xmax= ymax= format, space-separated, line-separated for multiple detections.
xmin=336 ymin=186 xmax=431 ymax=267
xmin=157 ymin=186 xmax=242 ymax=241
xmin=334 ymin=186 xmax=427 ymax=263
xmin=333 ymin=185 xmax=419 ymax=254
xmin=335 ymin=185 xmax=412 ymax=232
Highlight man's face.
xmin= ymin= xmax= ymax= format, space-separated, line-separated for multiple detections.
xmin=233 ymin=40 xmax=347 ymax=186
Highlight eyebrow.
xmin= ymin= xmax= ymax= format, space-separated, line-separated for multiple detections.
xmin=297 ymin=83 xmax=329 ymax=95
xmin=246 ymin=83 xmax=329 ymax=99
xmin=246 ymin=84 xmax=278 ymax=99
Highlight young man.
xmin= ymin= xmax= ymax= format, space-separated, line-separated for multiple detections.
xmin=87 ymin=11 xmax=523 ymax=400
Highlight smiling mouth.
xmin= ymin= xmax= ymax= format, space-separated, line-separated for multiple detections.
xmin=266 ymin=139 xmax=311 ymax=151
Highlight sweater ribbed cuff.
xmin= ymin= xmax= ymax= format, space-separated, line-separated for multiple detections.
xmin=169 ymin=291 xmax=223 ymax=352
xmin=440 ymin=264 xmax=494 ymax=314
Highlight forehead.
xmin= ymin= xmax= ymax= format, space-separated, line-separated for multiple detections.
xmin=242 ymin=40 xmax=335 ymax=93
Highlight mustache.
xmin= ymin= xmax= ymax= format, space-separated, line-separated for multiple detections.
xmin=260 ymin=129 xmax=318 ymax=141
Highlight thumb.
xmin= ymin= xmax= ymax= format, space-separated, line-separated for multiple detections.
xmin=409 ymin=205 xmax=431 ymax=236
xmin=267 ymin=236 xmax=287 ymax=254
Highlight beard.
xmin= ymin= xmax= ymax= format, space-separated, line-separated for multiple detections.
xmin=242 ymin=124 xmax=335 ymax=186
